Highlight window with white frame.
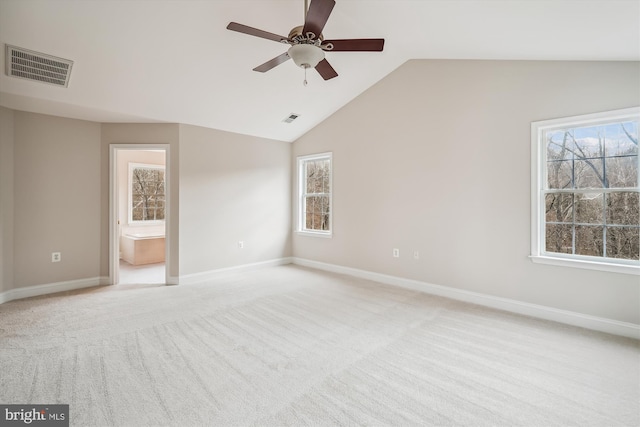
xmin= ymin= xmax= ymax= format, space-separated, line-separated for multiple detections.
xmin=297 ymin=153 xmax=332 ymax=236
xmin=129 ymin=163 xmax=165 ymax=224
xmin=531 ymin=107 xmax=639 ymax=274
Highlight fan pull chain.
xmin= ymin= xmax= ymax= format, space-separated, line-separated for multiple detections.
xmin=303 ymin=66 xmax=308 ymax=86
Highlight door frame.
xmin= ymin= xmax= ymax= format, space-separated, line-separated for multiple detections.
xmin=109 ymin=144 xmax=171 ymax=285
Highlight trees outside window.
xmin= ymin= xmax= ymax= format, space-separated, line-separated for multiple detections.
xmin=532 ymin=108 xmax=639 ymax=274
xmin=297 ymin=153 xmax=332 ymax=236
xmin=129 ymin=163 xmax=165 ymax=223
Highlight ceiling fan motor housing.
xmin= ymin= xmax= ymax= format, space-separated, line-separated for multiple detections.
xmin=287 ymin=26 xmax=323 ymax=45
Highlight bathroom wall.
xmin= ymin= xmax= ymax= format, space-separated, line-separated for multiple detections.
xmin=117 ymin=149 xmax=166 ymax=249
xmin=101 ymin=123 xmax=180 ymax=282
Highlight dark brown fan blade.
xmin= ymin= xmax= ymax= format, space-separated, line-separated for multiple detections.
xmin=227 ymin=22 xmax=288 ymax=43
xmin=315 ymin=58 xmax=338 ymax=80
xmin=302 ymin=0 xmax=335 ymax=39
xmin=253 ymin=52 xmax=291 ymax=72
xmin=322 ymin=38 xmax=385 ymax=52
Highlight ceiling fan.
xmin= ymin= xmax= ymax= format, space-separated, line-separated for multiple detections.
xmin=226 ymin=0 xmax=384 ymax=84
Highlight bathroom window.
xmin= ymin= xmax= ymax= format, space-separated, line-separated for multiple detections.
xmin=129 ymin=163 xmax=165 ymax=224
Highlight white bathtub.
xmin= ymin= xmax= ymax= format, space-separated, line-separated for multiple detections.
xmin=125 ymin=232 xmax=165 ymax=239
xmin=121 ymin=233 xmax=165 ymax=265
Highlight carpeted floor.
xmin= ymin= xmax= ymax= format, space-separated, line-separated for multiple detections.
xmin=118 ymin=260 xmax=165 ymax=285
xmin=1 ymin=265 xmax=638 ymax=426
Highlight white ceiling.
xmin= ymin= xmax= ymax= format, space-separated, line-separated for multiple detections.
xmin=1 ymin=0 xmax=638 ymax=142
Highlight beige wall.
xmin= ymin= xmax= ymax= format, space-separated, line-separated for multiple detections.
xmin=2 ymin=117 xmax=292 ymax=292
xmin=0 ymin=107 xmax=15 ymax=293
xmin=12 ymin=112 xmax=102 ymax=287
xmin=292 ymin=60 xmax=640 ymax=324
xmin=101 ymin=123 xmax=180 ymax=280
xmin=178 ymin=124 xmax=291 ymax=275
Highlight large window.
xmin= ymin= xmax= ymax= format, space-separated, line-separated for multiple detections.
xmin=531 ymin=107 xmax=639 ymax=274
xmin=297 ymin=152 xmax=332 ymax=236
xmin=129 ymin=163 xmax=165 ymax=224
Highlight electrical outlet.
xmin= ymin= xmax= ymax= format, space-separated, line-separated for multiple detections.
xmin=51 ymin=252 xmax=61 ymax=263
xmin=238 ymin=241 xmax=244 ymax=249
xmin=393 ymin=248 xmax=400 ymax=258
xmin=414 ymin=251 xmax=419 ymax=259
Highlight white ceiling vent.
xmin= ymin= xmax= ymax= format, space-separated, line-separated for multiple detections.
xmin=5 ymin=44 xmax=73 ymax=87
xmin=282 ymin=113 xmax=299 ymax=123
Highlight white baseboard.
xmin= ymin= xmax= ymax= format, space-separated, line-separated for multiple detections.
xmin=0 ymin=277 xmax=107 ymax=305
xmin=3 ymin=258 xmax=637 ymax=339
xmin=179 ymin=257 xmax=293 ymax=285
xmin=292 ymin=257 xmax=640 ymax=340
xmin=0 ymin=258 xmax=293 ymax=303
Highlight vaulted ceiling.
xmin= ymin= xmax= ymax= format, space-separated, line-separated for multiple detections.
xmin=1 ymin=0 xmax=638 ymax=142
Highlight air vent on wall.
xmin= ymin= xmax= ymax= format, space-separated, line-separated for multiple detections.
xmin=282 ymin=113 xmax=299 ymax=123
xmin=5 ymin=44 xmax=73 ymax=87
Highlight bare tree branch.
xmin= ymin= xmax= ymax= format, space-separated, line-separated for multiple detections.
xmin=566 ymin=132 xmax=607 ymax=188
xmin=621 ymin=123 xmax=638 ymax=146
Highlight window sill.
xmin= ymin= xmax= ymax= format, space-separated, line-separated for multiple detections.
xmin=530 ymin=255 xmax=640 ymax=276
xmin=296 ymin=230 xmax=332 ymax=239
xmin=128 ymin=220 xmax=166 ymax=226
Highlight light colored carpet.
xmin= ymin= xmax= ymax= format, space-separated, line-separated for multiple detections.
xmin=0 ymin=265 xmax=638 ymax=426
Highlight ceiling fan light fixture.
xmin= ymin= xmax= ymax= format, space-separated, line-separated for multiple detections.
xmin=288 ymin=44 xmax=324 ymax=69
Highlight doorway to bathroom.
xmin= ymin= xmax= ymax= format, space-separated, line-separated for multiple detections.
xmin=109 ymin=145 xmax=170 ymax=285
